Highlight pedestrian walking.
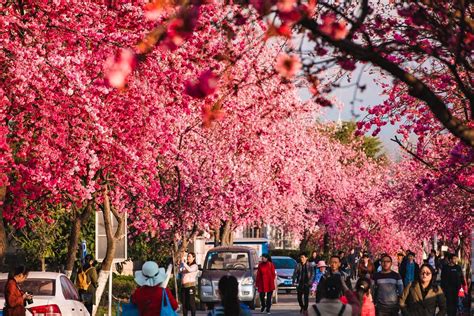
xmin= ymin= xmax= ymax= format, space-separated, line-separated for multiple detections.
xmin=256 ymin=253 xmax=276 ymax=314
xmin=131 ymin=261 xmax=178 ymax=315
xmin=180 ymin=252 xmax=199 ymax=316
xmin=339 ymin=251 xmax=350 ymax=275
xmin=309 ymin=275 xmax=354 ymax=316
xmin=355 ymin=278 xmax=375 ymax=316
xmin=208 ymin=275 xmax=251 ymax=316
xmin=373 ymin=254 xmax=382 ymax=273
xmin=316 ymin=255 xmax=352 ymax=302
xmin=427 ymin=249 xmax=440 ymax=281
xmin=293 ymin=252 xmax=314 ymax=313
xmin=395 ymin=252 xmax=405 ymax=273
xmin=310 ymin=261 xmax=327 ymax=297
xmin=348 ymin=249 xmax=358 ymax=280
xmin=373 ymin=254 xmax=404 ymax=316
xmin=440 ymin=253 xmax=465 ymax=316
xmin=76 ymin=254 xmax=98 ymax=314
xmin=399 ymin=251 xmax=419 ymax=286
xmin=399 ymin=263 xmax=446 ymax=316
xmin=4 ymin=266 xmax=32 ymax=316
xmin=357 ymin=254 xmax=375 ymax=280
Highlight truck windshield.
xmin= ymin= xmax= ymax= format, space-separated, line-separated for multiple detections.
xmin=205 ymin=251 xmax=250 ymax=270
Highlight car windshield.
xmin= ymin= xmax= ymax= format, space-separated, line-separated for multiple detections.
xmin=273 ymin=258 xmax=297 ymax=269
xmin=205 ymin=251 xmax=250 ymax=270
xmin=0 ymin=279 xmax=55 ymax=297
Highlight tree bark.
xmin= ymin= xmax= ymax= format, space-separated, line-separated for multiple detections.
xmin=0 ymin=185 xmax=8 ymax=264
xmin=323 ymin=230 xmax=330 ymax=260
xmin=218 ymin=221 xmax=233 ymax=246
xmin=299 ymin=229 xmax=309 ymax=252
xmin=93 ymin=186 xmax=125 ymax=316
xmin=65 ymin=203 xmax=93 ymax=277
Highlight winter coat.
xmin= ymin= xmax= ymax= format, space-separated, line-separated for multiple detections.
xmin=4 ymin=279 xmax=26 ymax=316
xmin=256 ymin=261 xmax=276 ymax=293
xmin=440 ymin=264 xmax=464 ymax=292
xmin=131 ymin=286 xmax=178 ymax=316
xmin=293 ymin=262 xmax=314 ymax=289
xmin=399 ymin=282 xmax=447 ymax=316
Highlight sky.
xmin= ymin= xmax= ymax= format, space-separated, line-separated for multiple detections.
xmin=299 ymin=65 xmax=402 ymax=159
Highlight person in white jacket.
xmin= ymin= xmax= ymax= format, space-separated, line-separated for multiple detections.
xmin=180 ymin=252 xmax=199 ymax=316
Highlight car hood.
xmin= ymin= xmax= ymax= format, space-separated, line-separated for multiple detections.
xmin=201 ymin=269 xmax=252 ymax=281
xmin=276 ymin=269 xmax=294 ymax=277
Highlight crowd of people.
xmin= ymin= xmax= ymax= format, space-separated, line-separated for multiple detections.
xmin=3 ymin=248 xmax=470 ymax=316
xmin=291 ymin=249 xmax=470 ymax=316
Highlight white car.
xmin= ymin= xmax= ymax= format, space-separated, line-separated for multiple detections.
xmin=0 ymin=272 xmax=90 ymax=316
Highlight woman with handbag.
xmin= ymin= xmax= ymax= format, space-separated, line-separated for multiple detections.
xmin=131 ymin=261 xmax=178 ymax=315
xmin=4 ymin=266 xmax=32 ymax=316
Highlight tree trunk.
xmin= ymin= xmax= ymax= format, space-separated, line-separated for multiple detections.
xmin=65 ymin=203 xmax=93 ymax=277
xmin=40 ymin=256 xmax=46 ymax=272
xmin=323 ymin=230 xmax=330 ymax=260
xmin=92 ymin=186 xmax=125 ymax=316
xmin=216 ymin=220 xmax=233 ymax=246
xmin=299 ymin=229 xmax=308 ymax=252
xmin=0 ymin=185 xmax=8 ymax=264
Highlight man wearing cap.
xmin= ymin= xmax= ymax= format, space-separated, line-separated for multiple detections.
xmin=131 ymin=261 xmax=178 ymax=315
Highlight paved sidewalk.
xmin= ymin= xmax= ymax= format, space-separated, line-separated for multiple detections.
xmin=196 ymin=293 xmax=301 ymax=315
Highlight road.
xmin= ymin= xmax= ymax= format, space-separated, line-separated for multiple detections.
xmin=196 ymin=292 xmax=302 ymax=315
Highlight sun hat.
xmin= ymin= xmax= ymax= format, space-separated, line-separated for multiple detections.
xmin=134 ymin=261 xmax=166 ymax=287
xmin=316 ymin=260 xmax=328 ymax=268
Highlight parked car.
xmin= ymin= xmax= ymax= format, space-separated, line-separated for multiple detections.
xmin=199 ymin=246 xmax=259 ymax=310
xmin=272 ymin=256 xmax=297 ymax=293
xmin=0 ymin=272 xmax=90 ymax=316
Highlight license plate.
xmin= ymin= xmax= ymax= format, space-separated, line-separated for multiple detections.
xmin=284 ymin=280 xmax=292 ymax=285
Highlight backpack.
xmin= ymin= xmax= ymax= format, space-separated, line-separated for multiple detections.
xmin=313 ymin=303 xmax=346 ymax=316
xmin=76 ymin=267 xmax=92 ymax=291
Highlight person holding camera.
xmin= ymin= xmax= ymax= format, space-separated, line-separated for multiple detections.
xmin=4 ymin=266 xmax=32 ymax=316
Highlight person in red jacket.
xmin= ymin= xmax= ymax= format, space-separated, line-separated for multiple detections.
xmin=256 ymin=254 xmax=276 ymax=314
xmin=131 ymin=261 xmax=178 ymax=316
xmin=4 ymin=266 xmax=32 ymax=316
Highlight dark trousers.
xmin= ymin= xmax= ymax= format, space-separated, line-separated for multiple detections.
xmin=259 ymin=291 xmax=273 ymax=312
xmin=445 ymin=288 xmax=458 ymax=316
xmin=182 ymin=286 xmax=196 ymax=316
xmin=297 ymin=286 xmax=310 ymax=311
xmin=376 ymin=304 xmax=399 ymax=316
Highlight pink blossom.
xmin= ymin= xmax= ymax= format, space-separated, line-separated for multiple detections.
xmin=275 ymin=53 xmax=302 ymax=79
xmin=319 ymin=14 xmax=349 ymax=40
xmin=185 ymin=70 xmax=219 ymax=98
xmin=104 ymin=49 xmax=136 ymax=89
xmin=277 ymin=0 xmax=296 ymax=12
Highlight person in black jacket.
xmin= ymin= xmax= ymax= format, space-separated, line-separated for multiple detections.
xmin=441 ymin=253 xmax=465 ymax=316
xmin=293 ymin=252 xmax=314 ymax=313
xmin=316 ymin=255 xmax=352 ymax=303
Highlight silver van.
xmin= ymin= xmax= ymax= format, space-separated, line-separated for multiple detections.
xmin=199 ymin=246 xmax=259 ymax=309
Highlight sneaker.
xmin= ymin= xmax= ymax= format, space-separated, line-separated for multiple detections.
xmin=267 ymin=312 xmax=271 ymax=315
